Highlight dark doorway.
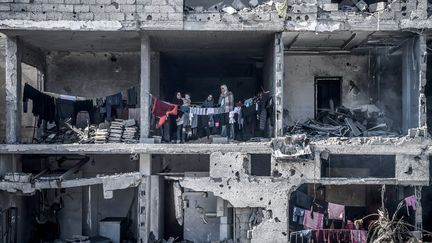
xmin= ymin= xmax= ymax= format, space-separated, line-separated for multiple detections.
xmin=315 ymin=77 xmax=342 ymax=118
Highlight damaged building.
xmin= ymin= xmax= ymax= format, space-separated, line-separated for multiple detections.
xmin=0 ymin=0 xmax=431 ymax=241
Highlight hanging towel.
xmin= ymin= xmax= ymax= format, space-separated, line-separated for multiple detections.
xmin=328 ymin=202 xmax=345 ymax=220
xmin=350 ymin=230 xmax=367 ymax=243
xmin=405 ymin=195 xmax=416 ymax=216
xmin=303 ymin=210 xmax=324 ymax=230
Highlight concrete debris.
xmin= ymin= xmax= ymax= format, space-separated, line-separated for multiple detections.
xmin=3 ymin=172 xmax=32 ymax=183
xmin=271 ymin=134 xmax=313 ymax=159
xmin=369 ymin=2 xmax=386 ymax=12
xmin=37 ymin=119 xmax=139 ymax=144
xmin=222 ymin=6 xmax=237 ymax=14
xmin=286 ymin=105 xmax=398 ymax=138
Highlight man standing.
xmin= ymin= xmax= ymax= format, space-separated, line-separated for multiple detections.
xmin=218 ymin=84 xmax=234 ymax=139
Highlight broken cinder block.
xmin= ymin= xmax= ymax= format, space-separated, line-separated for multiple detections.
xmin=369 ymin=2 xmax=386 ymax=12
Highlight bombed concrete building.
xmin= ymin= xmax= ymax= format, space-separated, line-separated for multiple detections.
xmin=0 ymin=0 xmax=431 ymax=241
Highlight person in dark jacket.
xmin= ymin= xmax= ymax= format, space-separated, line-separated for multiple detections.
xmin=201 ymin=94 xmax=214 ymax=139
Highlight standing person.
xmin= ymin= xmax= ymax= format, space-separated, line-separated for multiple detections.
xmin=183 ymin=94 xmax=194 ymax=140
xmin=201 ymin=94 xmax=214 ymax=139
xmin=170 ymin=92 xmax=183 ymax=143
xmin=218 ymin=84 xmax=234 ymax=139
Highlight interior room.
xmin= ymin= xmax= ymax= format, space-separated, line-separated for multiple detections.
xmin=0 ymin=154 xmax=139 ymax=243
xmin=289 ymin=184 xmax=418 ymax=242
xmin=150 ymin=31 xmax=277 ymax=143
xmin=283 ymin=31 xmax=423 ymax=138
xmin=4 ymin=30 xmax=141 ymax=144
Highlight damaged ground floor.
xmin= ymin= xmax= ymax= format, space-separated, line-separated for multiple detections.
xmin=0 ymin=135 xmax=431 ymax=242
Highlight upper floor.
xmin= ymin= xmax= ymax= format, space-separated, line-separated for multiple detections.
xmin=0 ymin=0 xmax=432 ymax=32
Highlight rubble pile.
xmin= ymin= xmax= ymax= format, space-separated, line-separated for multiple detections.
xmin=320 ymin=0 xmax=389 ymax=13
xmin=37 ymin=119 xmax=139 ymax=144
xmin=272 ymin=134 xmax=313 ymax=159
xmin=287 ymin=105 xmax=398 ymax=138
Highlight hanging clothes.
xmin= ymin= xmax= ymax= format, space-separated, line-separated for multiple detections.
xmin=405 ymin=195 xmax=416 ymax=216
xmin=106 ymin=92 xmax=123 ymax=121
xmin=23 ymin=83 xmax=56 ymax=123
xmin=293 ymin=207 xmax=305 ymax=225
xmin=303 ymin=210 xmax=324 ymax=230
xmin=127 ymin=87 xmax=138 ymax=106
xmin=55 ymin=98 xmax=75 ymax=124
xmin=328 ymin=202 xmax=345 ymax=220
xmin=152 ymin=99 xmax=178 ymax=127
xmin=350 ymin=230 xmax=367 ymax=243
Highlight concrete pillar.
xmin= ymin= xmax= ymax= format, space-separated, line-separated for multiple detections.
xmin=5 ymin=36 xmax=22 ymax=144
xmin=138 ymin=154 xmax=152 ymax=242
xmin=82 ymin=185 xmax=98 ymax=237
xmin=417 ymin=35 xmax=427 ymax=129
xmin=273 ymin=33 xmax=284 ymax=137
xmin=402 ymin=35 xmax=426 ymax=133
xmin=149 ymin=175 xmax=164 ymax=239
xmin=140 ymin=34 xmax=151 ymax=141
xmin=415 ymin=186 xmax=423 ymax=231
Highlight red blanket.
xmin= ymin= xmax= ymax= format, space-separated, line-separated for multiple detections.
xmin=152 ymin=98 xmax=178 ymax=127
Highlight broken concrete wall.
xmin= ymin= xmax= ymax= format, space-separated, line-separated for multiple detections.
xmin=45 ymin=51 xmax=139 ymax=97
xmin=0 ymin=154 xmax=30 ymax=243
xmin=374 ymin=48 xmax=404 ymax=132
xmin=11 ymin=154 xmax=139 ymax=239
xmin=0 ymin=34 xmax=5 ymax=143
xmin=0 ymin=0 xmax=184 ymax=28
xmin=284 ymin=54 xmax=371 ymax=126
xmin=183 ymin=190 xmax=220 ymax=242
xmin=181 ymin=152 xmax=292 ymax=243
xmin=401 ymin=36 xmax=426 ymax=133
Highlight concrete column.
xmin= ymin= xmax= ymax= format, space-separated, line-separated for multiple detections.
xmin=273 ymin=33 xmax=284 ymax=137
xmin=140 ymin=34 xmax=151 ymax=141
xmin=415 ymin=186 xmax=423 ymax=231
xmin=402 ymin=35 xmax=426 ymax=133
xmin=82 ymin=185 xmax=98 ymax=237
xmin=417 ymin=35 xmax=427 ymax=129
xmin=5 ymin=36 xmax=22 ymax=144
xmin=149 ymin=175 xmax=164 ymax=239
xmin=138 ymin=154 xmax=152 ymax=242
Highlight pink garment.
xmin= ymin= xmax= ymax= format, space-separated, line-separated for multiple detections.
xmin=350 ymin=230 xmax=367 ymax=243
xmin=303 ymin=210 xmax=324 ymax=230
xmin=328 ymin=202 xmax=345 ymax=220
xmin=405 ymin=195 xmax=417 ymax=210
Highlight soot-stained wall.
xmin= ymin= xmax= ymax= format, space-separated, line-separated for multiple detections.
xmin=284 ymin=53 xmax=404 ymax=131
xmin=45 ymin=51 xmax=140 ymax=98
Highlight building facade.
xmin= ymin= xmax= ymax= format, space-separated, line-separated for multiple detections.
xmin=0 ymin=0 xmax=431 ymax=242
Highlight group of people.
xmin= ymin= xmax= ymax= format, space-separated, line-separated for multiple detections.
xmin=162 ymin=84 xmax=235 ymax=143
xmin=154 ymin=83 xmax=275 ymax=143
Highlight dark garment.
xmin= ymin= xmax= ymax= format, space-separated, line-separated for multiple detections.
xmin=106 ymin=92 xmax=123 ymax=121
xmin=295 ymin=191 xmax=313 ymax=209
xmin=74 ymin=100 xmax=94 ymax=124
xmin=55 ymin=98 xmax=75 ymax=124
xmin=23 ymin=83 xmax=56 ymax=123
xmin=127 ymin=87 xmax=138 ymax=106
